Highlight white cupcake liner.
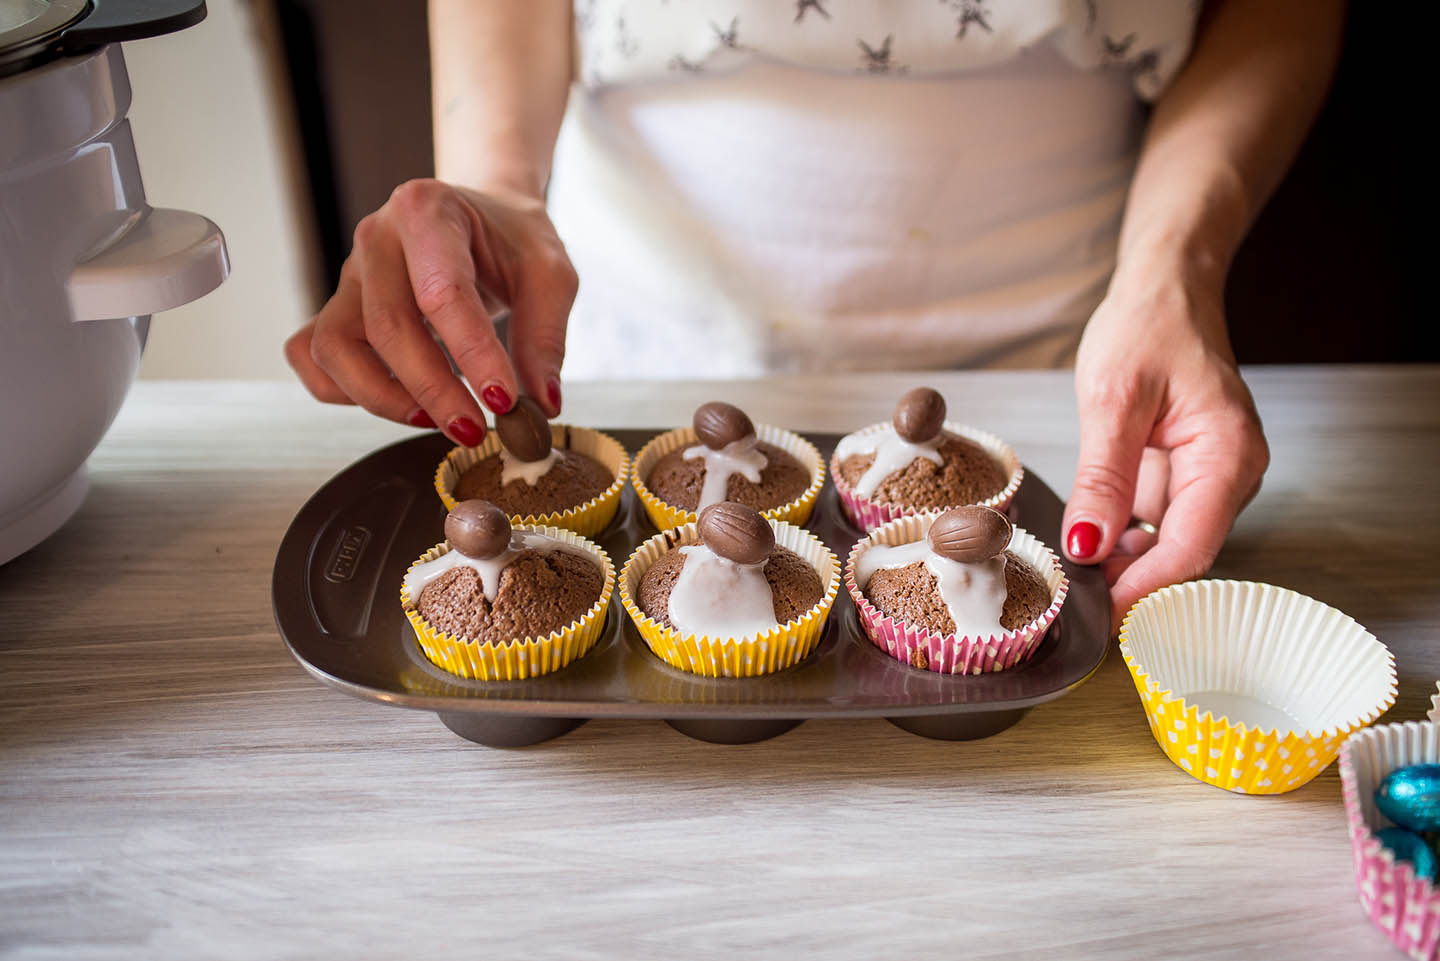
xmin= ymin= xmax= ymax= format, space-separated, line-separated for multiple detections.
xmin=829 ymin=420 xmax=1023 ymax=533
xmin=1429 ymin=683 xmax=1439 ymax=724
xmin=844 ymin=512 xmax=1068 ymax=675
xmin=629 ymin=423 xmax=825 ymax=531
xmin=1340 ymin=722 xmax=1440 ymax=960
xmin=619 ymin=519 xmax=840 ymax=678
xmin=1119 ymin=579 xmax=1396 ymax=794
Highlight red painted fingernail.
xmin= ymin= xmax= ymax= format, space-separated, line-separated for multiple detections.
xmin=1067 ymin=521 xmax=1102 ymax=560
xmin=448 ymin=416 xmax=485 ymax=447
xmin=546 ymin=376 xmax=562 ymax=414
xmin=481 ymin=384 xmax=513 ymax=415
xmin=407 ymin=408 xmax=436 ymax=429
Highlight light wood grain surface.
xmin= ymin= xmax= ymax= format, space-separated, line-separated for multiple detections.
xmin=2 ymin=368 xmax=1438 ymax=961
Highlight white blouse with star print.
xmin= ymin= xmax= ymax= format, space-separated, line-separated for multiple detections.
xmin=550 ymin=0 xmax=1201 ymax=378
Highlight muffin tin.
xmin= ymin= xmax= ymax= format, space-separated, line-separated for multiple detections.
xmin=273 ymin=429 xmax=1110 ymax=746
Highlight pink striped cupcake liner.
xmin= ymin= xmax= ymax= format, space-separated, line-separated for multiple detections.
xmin=829 ymin=421 xmax=1023 ymax=533
xmin=1340 ymin=721 xmax=1440 ymax=960
xmin=844 ymin=513 xmax=1067 ymax=675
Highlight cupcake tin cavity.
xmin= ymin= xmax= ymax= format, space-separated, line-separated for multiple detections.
xmin=273 ymin=430 xmax=1110 ymax=747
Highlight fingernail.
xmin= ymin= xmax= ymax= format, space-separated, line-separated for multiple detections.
xmin=545 ymin=375 xmax=562 ymax=415
xmin=1067 ymin=521 xmax=1102 ymax=560
xmin=481 ymin=384 xmax=513 ymax=415
xmin=447 ymin=416 xmax=485 ymax=447
xmin=407 ymin=408 xmax=436 ymax=429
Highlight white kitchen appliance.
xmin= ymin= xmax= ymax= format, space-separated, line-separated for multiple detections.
xmin=0 ymin=0 xmax=228 ymax=565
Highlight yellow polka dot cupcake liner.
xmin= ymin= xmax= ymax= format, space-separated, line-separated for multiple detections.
xmin=629 ymin=424 xmax=824 ymax=532
xmin=619 ymin=520 xmax=839 ymax=678
xmin=434 ymin=424 xmax=628 ymax=538
xmin=1119 ymin=579 xmax=1396 ymax=795
xmin=829 ymin=420 xmax=1023 ymax=533
xmin=401 ymin=525 xmax=615 ymax=681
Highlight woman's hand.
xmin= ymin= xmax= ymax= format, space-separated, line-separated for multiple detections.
xmin=285 ymin=179 xmax=577 ymax=446
xmin=1062 ymin=259 xmax=1269 ymax=632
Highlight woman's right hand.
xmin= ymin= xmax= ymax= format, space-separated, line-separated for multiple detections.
xmin=285 ymin=178 xmax=578 ymax=446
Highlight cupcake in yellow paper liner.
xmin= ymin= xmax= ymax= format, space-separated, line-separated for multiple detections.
xmin=630 ymin=401 xmax=824 ymax=532
xmin=435 ymin=396 xmax=628 ymax=538
xmin=1119 ymin=579 xmax=1396 ymax=795
xmin=401 ymin=500 xmax=614 ymax=681
xmin=830 ymin=387 xmax=1022 ymax=534
xmin=620 ymin=502 xmax=839 ymax=678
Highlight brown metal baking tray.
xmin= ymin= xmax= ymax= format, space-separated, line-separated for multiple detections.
xmin=273 ymin=429 xmax=1109 ymax=746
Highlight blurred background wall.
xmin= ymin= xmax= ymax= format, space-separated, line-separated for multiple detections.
xmin=131 ymin=0 xmax=1429 ymax=380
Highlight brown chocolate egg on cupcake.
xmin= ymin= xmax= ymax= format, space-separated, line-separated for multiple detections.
xmin=631 ymin=401 xmax=824 ymax=531
xmin=401 ymin=499 xmax=615 ymax=680
xmin=845 ymin=505 xmax=1067 ymax=674
xmin=831 ymin=387 xmax=1022 ymax=532
xmin=620 ymin=501 xmax=839 ymax=677
xmin=435 ymin=396 xmax=629 ymax=537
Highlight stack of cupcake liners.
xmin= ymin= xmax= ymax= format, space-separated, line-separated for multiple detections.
xmin=1119 ymin=579 xmax=1396 ymax=795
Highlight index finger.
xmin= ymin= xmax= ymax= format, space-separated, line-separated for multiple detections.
xmin=389 ymin=183 xmax=520 ymax=414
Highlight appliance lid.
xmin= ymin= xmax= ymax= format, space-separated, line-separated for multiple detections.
xmin=0 ymin=0 xmax=207 ymax=79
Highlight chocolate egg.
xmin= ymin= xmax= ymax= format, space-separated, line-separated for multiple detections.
xmin=1377 ymin=827 xmax=1440 ymax=881
xmin=893 ymin=387 xmax=946 ymax=443
xmin=693 ymin=401 xmax=755 ymax=451
xmin=697 ymin=501 xmax=774 ymax=566
xmin=445 ymin=499 xmax=512 ymax=559
xmin=495 ymin=395 xmax=552 ymax=462
xmin=927 ymin=505 xmax=1012 ymax=563
xmin=1377 ymin=764 xmax=1440 ymax=833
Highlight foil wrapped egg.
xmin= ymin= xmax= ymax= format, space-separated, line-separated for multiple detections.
xmin=1376 ymin=827 xmax=1439 ymax=881
xmin=1377 ymin=764 xmax=1440 ymax=833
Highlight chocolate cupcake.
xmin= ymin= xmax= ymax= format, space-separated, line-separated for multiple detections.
xmin=402 ymin=499 xmax=615 ymax=680
xmin=845 ymin=506 xmax=1066 ymax=675
xmin=620 ymin=502 xmax=840 ymax=677
xmin=631 ymin=402 xmax=824 ymax=532
xmin=831 ymin=388 xmax=1022 ymax=533
xmin=435 ymin=396 xmax=629 ymax=537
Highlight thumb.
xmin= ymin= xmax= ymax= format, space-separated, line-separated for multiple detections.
xmin=1063 ymin=380 xmax=1159 ymax=565
xmin=506 ymin=243 xmax=578 ymax=418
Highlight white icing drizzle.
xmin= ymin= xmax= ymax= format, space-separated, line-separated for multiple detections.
xmin=855 ymin=539 xmax=1008 ymax=639
xmin=683 ymin=435 xmax=768 ymax=511
xmin=499 ymin=446 xmax=562 ymax=486
xmin=667 ymin=544 xmax=778 ymax=638
xmin=834 ymin=425 xmax=946 ymax=499
xmin=403 ymin=531 xmax=596 ymax=608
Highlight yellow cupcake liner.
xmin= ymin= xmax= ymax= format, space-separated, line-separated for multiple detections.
xmin=435 ymin=424 xmax=629 ymax=537
xmin=619 ymin=520 xmax=840 ymax=678
xmin=1119 ymin=579 xmax=1396 ymax=795
xmin=829 ymin=420 xmax=1023 ymax=533
xmin=629 ymin=424 xmax=825 ymax=532
xmin=401 ymin=525 xmax=615 ymax=681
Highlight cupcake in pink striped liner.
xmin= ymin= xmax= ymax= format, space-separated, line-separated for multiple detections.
xmin=1340 ymin=722 xmax=1440 ymax=960
xmin=845 ymin=506 xmax=1067 ymax=675
xmin=830 ymin=387 xmax=1022 ymax=534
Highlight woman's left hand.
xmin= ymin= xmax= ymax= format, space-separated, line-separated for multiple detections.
xmin=1062 ymin=259 xmax=1270 ymax=632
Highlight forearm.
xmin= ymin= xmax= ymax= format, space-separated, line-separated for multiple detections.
xmin=429 ymin=0 xmax=572 ymax=199
xmin=1116 ymin=0 xmax=1346 ymax=291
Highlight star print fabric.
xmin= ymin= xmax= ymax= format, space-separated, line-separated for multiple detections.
xmin=574 ymin=0 xmax=1199 ymax=101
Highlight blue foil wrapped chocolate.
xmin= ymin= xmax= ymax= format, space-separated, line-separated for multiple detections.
xmin=1377 ymin=764 xmax=1440 ymax=833
xmin=1376 ymin=827 xmax=1440 ymax=881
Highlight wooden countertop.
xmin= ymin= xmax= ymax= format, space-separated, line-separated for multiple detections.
xmin=3 ymin=367 xmax=1438 ymax=960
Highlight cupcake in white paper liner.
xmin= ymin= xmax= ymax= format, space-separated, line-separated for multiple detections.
xmin=1340 ymin=721 xmax=1440 ymax=960
xmin=844 ymin=510 xmax=1067 ymax=675
xmin=1119 ymin=579 xmax=1396 ymax=795
xmin=619 ymin=516 xmax=839 ymax=678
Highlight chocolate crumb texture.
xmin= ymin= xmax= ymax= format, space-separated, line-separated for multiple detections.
xmin=837 ymin=434 xmax=1006 ymax=508
xmin=647 ymin=441 xmax=809 ymax=512
xmin=863 ymin=550 xmax=1049 ymax=636
xmin=636 ymin=544 xmax=824 ymax=631
xmin=456 ymin=449 xmax=612 ymax=516
xmin=416 ymin=549 xmax=603 ymax=644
